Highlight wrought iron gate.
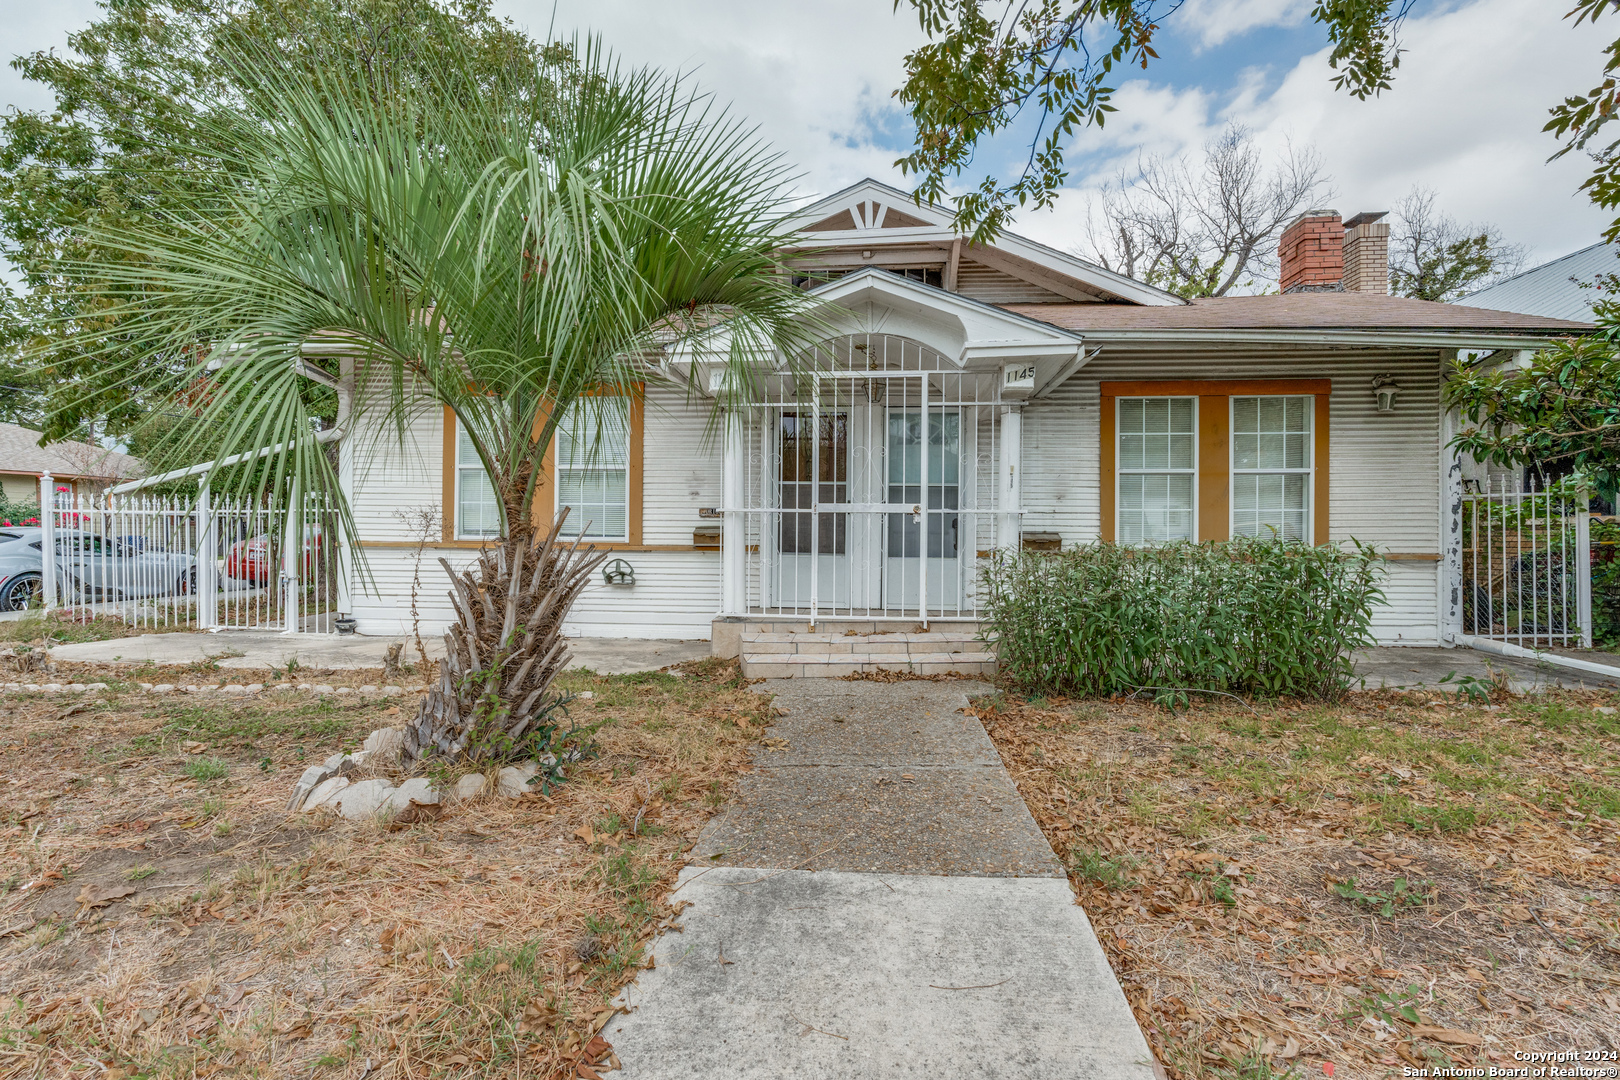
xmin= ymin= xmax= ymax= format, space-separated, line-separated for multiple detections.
xmin=1460 ymin=476 xmax=1592 ymax=648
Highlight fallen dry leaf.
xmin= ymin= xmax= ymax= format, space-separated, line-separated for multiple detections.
xmin=1410 ymin=1024 xmax=1482 ymax=1047
xmin=74 ymin=883 xmax=136 ymax=909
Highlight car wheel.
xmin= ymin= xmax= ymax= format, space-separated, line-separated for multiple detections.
xmin=176 ymin=567 xmax=196 ymax=595
xmin=0 ymin=572 xmax=42 ymax=612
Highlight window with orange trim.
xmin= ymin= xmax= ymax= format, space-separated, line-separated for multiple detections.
xmin=1101 ymin=379 xmax=1330 ymax=545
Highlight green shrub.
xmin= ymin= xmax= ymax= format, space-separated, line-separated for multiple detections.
xmin=980 ymin=537 xmax=1383 ymax=700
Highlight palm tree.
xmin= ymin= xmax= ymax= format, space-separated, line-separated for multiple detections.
xmin=55 ymin=30 xmax=816 ymax=768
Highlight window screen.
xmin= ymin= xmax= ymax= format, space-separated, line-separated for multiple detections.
xmin=556 ymin=402 xmax=629 ymax=541
xmin=1231 ymin=395 xmax=1312 ymax=541
xmin=1116 ymin=397 xmax=1196 ymax=543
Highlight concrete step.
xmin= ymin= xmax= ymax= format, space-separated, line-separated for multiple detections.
xmin=741 ymin=649 xmax=998 ymax=680
xmin=737 ymin=628 xmax=995 ymax=679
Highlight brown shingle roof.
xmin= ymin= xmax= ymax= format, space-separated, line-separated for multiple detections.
xmin=0 ymin=423 xmax=142 ymax=480
xmin=1003 ymin=293 xmax=1594 ymax=334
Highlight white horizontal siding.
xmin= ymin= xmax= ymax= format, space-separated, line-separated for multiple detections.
xmin=349 ymin=547 xmax=719 ymax=639
xmin=641 ymin=386 xmax=724 ymax=545
xmin=343 ymin=396 xmax=444 ymax=544
xmin=1371 ymin=561 xmax=1440 ymax=645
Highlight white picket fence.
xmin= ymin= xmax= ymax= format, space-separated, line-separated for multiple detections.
xmin=38 ymin=477 xmax=340 ymax=633
xmin=1460 ymin=475 xmax=1593 ymax=649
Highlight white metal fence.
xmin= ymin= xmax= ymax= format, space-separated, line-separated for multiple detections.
xmin=1460 ymin=475 xmax=1592 ymax=649
xmin=37 ymin=479 xmax=339 ymax=633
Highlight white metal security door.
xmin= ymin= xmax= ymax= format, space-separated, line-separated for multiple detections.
xmin=738 ymin=334 xmax=1002 ymax=624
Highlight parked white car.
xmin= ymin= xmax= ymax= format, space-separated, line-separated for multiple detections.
xmin=0 ymin=527 xmax=198 ymax=612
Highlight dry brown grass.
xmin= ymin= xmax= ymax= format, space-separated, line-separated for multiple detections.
xmin=0 ymin=656 xmax=771 ymax=1079
xmin=973 ymin=685 xmax=1620 ymax=1080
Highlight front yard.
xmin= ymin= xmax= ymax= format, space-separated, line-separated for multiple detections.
xmin=974 ymin=684 xmax=1620 ymax=1078
xmin=6 ymin=648 xmax=1619 ymax=1080
xmin=0 ymin=657 xmax=772 ymax=1079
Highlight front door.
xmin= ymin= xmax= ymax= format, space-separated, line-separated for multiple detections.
xmin=884 ymin=406 xmax=962 ymax=612
xmin=772 ymin=410 xmax=850 ymax=609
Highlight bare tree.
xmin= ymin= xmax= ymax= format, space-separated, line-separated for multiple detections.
xmin=1389 ymin=187 xmax=1525 ymax=303
xmin=1083 ymin=125 xmax=1334 ymax=297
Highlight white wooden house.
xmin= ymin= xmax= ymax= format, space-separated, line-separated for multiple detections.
xmin=337 ymin=181 xmax=1590 ymax=673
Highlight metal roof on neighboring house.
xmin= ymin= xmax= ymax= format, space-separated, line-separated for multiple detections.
xmin=1459 ymin=241 xmax=1620 ymax=322
xmin=0 ymin=423 xmax=142 ymax=481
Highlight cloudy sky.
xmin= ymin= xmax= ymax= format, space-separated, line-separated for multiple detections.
xmin=2 ymin=0 xmax=1613 ymax=270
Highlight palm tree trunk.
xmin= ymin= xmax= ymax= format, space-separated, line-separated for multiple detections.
xmin=403 ymin=510 xmax=607 ymax=766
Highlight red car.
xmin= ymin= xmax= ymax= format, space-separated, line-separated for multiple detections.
xmin=225 ymin=525 xmax=326 ymax=583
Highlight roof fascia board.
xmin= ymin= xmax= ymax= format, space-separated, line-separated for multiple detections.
xmin=1073 ymin=328 xmax=1579 ymax=349
xmin=969 ymin=238 xmax=1182 ymax=307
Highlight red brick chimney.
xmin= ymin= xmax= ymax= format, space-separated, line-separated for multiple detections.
xmin=1279 ymin=210 xmax=1343 ymax=293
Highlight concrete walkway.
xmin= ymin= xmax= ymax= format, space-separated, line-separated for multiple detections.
xmin=1353 ymin=645 xmax=1620 ymax=691
xmin=35 ymin=632 xmax=710 ymax=675
xmin=609 ymin=680 xmax=1158 ymax=1079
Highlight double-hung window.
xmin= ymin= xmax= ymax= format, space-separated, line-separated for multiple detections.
xmin=455 ymin=422 xmax=501 ymax=540
xmin=1115 ymin=396 xmax=1197 ymax=543
xmin=555 ymin=401 xmax=630 ymax=542
xmin=1231 ymin=395 xmax=1312 ymax=541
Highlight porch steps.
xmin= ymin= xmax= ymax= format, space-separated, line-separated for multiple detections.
xmin=739 ymin=629 xmax=996 ymax=680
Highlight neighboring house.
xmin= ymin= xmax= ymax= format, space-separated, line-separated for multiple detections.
xmin=332 ymin=181 xmax=1586 ymax=651
xmin=1460 ymin=241 xmax=1616 ymax=500
xmin=1462 ymin=240 xmax=1619 ymax=322
xmin=0 ymin=422 xmax=142 ymax=507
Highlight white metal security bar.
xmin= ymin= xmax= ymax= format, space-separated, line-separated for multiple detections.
xmin=729 ymin=334 xmax=1008 ymax=624
xmin=1460 ymin=474 xmax=1592 ymax=649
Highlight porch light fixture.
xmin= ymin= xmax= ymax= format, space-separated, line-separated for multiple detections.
xmin=1371 ymin=374 xmax=1401 ymax=414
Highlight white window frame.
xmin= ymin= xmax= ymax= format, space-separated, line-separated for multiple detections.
xmin=453 ymin=416 xmax=501 ymax=541
xmin=554 ymin=400 xmax=630 ymax=543
xmin=1114 ymin=395 xmax=1199 ymax=544
xmin=1229 ymin=394 xmax=1314 ymax=543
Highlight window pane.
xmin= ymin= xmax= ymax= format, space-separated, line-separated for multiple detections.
xmin=1169 ymin=433 xmax=1194 ymax=469
xmin=1119 ymin=433 xmax=1144 ymax=469
xmin=1285 ymin=433 xmax=1307 ymax=469
xmin=459 ymin=467 xmax=500 ymax=538
xmin=1234 ymin=433 xmax=1258 ymax=470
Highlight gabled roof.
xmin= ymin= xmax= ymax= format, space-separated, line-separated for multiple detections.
xmin=1005 ymin=292 xmax=1593 ymax=349
xmin=786 ymin=178 xmax=1185 ymax=308
xmin=0 ymin=423 xmax=142 ymax=481
xmin=1461 ymin=240 xmax=1619 ymax=323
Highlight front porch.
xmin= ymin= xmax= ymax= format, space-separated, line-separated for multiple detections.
xmin=711 ymin=325 xmax=1062 ymax=635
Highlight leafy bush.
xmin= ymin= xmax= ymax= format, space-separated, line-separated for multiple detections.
xmin=980 ymin=537 xmax=1383 ymax=700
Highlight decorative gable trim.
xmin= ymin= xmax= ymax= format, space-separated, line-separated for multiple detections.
xmin=785 ymin=178 xmax=1185 ymax=308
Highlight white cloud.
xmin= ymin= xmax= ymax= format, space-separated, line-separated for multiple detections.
xmin=0 ymin=0 xmax=102 ymax=115
xmin=1036 ymin=0 xmax=1614 ymax=267
xmin=1177 ymin=0 xmax=1312 ymax=49
xmin=496 ymin=0 xmax=925 ymax=204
